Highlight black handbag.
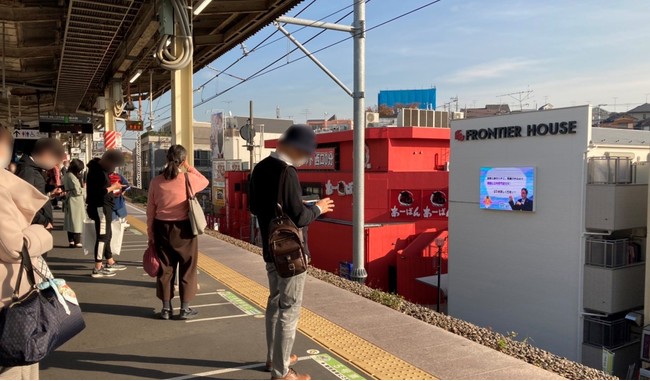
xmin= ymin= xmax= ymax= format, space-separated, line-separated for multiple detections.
xmin=0 ymin=241 xmax=85 ymax=366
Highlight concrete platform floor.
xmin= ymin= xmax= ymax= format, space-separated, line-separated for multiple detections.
xmin=40 ymin=212 xmax=369 ymax=380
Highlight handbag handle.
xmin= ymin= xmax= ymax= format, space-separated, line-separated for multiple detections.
xmin=184 ymin=172 xmax=196 ymax=200
xmin=13 ymin=239 xmax=37 ymax=300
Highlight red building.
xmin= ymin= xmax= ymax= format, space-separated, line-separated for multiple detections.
xmin=221 ymin=127 xmax=450 ymax=305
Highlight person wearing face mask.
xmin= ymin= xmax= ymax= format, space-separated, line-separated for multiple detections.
xmin=0 ymin=127 xmax=54 ymax=380
xmin=16 ymin=138 xmax=66 ymax=236
xmin=249 ymin=124 xmax=335 ymax=380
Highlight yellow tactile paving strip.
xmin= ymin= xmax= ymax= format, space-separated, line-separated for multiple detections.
xmin=127 ymin=216 xmax=437 ymax=380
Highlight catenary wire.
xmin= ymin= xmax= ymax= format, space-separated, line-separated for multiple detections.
xmin=195 ymin=0 xmax=439 ymax=108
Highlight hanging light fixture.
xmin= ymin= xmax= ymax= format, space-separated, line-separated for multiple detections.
xmin=129 ymin=69 xmax=143 ymax=84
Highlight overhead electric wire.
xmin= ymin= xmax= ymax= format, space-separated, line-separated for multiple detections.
xmin=195 ymin=0 xmax=319 ymax=91
xmin=192 ymin=0 xmax=369 ymax=93
xmin=194 ymin=1 xmax=370 ymax=108
xmin=154 ymin=0 xmax=367 ymax=116
xmin=196 ymin=0 xmax=440 ymax=108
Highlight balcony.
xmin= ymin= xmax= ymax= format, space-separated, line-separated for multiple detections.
xmin=585 ymin=184 xmax=647 ymax=231
xmin=583 ymin=238 xmax=645 ymax=314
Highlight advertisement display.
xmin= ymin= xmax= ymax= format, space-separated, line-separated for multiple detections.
xmin=480 ymin=167 xmax=535 ymax=211
xmin=212 ymin=160 xmax=226 ymax=186
xmin=210 ymin=112 xmax=224 ymax=159
xmin=226 ymin=160 xmax=242 ymax=171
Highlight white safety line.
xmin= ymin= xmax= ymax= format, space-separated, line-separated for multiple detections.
xmin=127 ymin=204 xmax=146 ymax=214
xmin=172 ymin=302 xmax=230 ymax=310
xmin=167 ymin=356 xmax=311 ymax=380
xmin=172 ymin=291 xmax=218 ymax=299
xmin=185 ymin=313 xmax=249 ymax=323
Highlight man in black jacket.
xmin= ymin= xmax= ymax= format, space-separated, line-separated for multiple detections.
xmin=16 ymin=138 xmax=65 ymax=231
xmin=250 ymin=124 xmax=334 ymax=380
xmin=86 ymin=150 xmax=126 ymax=278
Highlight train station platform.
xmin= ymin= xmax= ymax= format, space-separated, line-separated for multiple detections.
xmin=40 ymin=205 xmax=563 ymax=380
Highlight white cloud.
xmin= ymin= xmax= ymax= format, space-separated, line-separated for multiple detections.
xmin=446 ymin=58 xmax=541 ymax=83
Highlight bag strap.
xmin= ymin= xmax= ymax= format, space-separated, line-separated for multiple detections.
xmin=13 ymin=239 xmax=37 ymax=299
xmin=275 ymin=165 xmax=289 ymax=217
xmin=184 ymin=172 xmax=195 ymax=200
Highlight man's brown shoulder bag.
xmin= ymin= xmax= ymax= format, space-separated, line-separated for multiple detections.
xmin=268 ymin=166 xmax=308 ymax=278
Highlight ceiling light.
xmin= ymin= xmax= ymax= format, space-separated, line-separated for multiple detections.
xmin=193 ymin=0 xmax=213 ymax=15
xmin=129 ymin=69 xmax=143 ymax=84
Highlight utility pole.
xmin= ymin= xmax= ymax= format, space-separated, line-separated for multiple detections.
xmin=249 ymin=100 xmax=255 ymax=244
xmin=351 ymin=0 xmax=367 ymax=283
xmin=274 ymin=0 xmax=367 ymax=283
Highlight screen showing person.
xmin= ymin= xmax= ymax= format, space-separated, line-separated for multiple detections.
xmin=509 ymin=188 xmax=533 ymax=211
xmin=479 ymin=167 xmax=535 ymax=212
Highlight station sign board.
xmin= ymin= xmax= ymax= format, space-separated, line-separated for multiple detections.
xmin=39 ymin=114 xmax=93 ymax=134
xmin=12 ymin=129 xmax=48 ymax=140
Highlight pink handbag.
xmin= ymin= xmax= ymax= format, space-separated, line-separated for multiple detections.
xmin=143 ymin=245 xmax=160 ymax=277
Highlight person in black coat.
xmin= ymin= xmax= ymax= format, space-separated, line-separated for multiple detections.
xmin=86 ymin=150 xmax=126 ymax=278
xmin=16 ymin=138 xmax=66 ymax=229
xmin=249 ymin=124 xmax=334 ymax=380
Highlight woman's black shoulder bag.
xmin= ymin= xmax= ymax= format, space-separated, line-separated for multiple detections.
xmin=0 ymin=241 xmax=85 ymax=366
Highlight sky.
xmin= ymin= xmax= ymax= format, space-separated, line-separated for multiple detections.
xmin=145 ymin=0 xmax=650 ymax=131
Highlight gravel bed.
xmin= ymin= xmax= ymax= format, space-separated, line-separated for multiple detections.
xmin=203 ymin=229 xmax=615 ymax=380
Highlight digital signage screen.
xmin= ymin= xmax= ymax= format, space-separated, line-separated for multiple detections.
xmin=480 ymin=167 xmax=535 ymax=212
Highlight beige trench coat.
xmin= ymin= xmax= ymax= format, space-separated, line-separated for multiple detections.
xmin=0 ymin=168 xmax=54 ymax=309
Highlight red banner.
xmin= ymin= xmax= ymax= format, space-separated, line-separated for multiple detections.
xmin=301 ymin=147 xmax=336 ymax=170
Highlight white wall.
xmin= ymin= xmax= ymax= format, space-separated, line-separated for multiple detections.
xmin=449 ymin=106 xmax=592 ymax=360
xmin=223 ymin=132 xmax=283 ymax=163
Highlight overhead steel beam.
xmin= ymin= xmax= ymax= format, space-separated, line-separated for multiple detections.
xmin=274 ymin=22 xmax=352 ymax=97
xmin=200 ymin=0 xmax=268 ymax=14
xmin=276 ymin=16 xmax=354 ymax=33
xmin=194 ymin=34 xmax=225 ymax=45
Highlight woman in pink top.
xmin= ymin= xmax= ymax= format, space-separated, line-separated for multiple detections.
xmin=146 ymin=145 xmax=209 ymax=320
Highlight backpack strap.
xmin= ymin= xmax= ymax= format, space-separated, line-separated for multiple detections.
xmin=276 ymin=164 xmax=289 ymax=218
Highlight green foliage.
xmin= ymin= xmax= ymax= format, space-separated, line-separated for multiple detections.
xmin=368 ymin=289 xmax=403 ymax=309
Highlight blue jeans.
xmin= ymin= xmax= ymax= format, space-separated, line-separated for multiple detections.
xmin=265 ymin=262 xmax=306 ymax=378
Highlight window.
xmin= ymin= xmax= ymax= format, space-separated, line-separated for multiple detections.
xmin=194 ymin=150 xmax=211 ymax=168
xmin=302 ymin=183 xmax=323 ymax=198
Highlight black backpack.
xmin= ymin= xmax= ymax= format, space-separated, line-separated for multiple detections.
xmin=268 ymin=166 xmax=308 ymax=278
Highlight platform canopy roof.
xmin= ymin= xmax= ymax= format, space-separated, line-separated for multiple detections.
xmin=0 ymin=0 xmax=303 ymax=125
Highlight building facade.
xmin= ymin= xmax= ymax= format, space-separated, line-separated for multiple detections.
xmin=449 ymin=106 xmax=650 ymax=378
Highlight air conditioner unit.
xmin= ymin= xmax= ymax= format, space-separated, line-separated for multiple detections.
xmin=366 ymin=112 xmax=379 ymax=125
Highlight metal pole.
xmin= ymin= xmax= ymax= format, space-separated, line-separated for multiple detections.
xmin=249 ymin=100 xmax=256 ymax=244
xmin=437 ymin=246 xmax=442 ymax=313
xmin=275 ymin=23 xmax=353 ymax=97
xmin=351 ymin=0 xmax=367 ymax=283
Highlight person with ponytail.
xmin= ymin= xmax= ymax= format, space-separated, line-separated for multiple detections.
xmin=146 ymin=144 xmax=209 ymax=320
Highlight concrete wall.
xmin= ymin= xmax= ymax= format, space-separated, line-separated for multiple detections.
xmin=448 ymin=106 xmax=591 ymax=360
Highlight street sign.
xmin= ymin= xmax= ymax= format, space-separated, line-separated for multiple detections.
xmin=239 ymin=123 xmax=255 ymax=142
xmin=12 ymin=129 xmax=48 ymax=140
